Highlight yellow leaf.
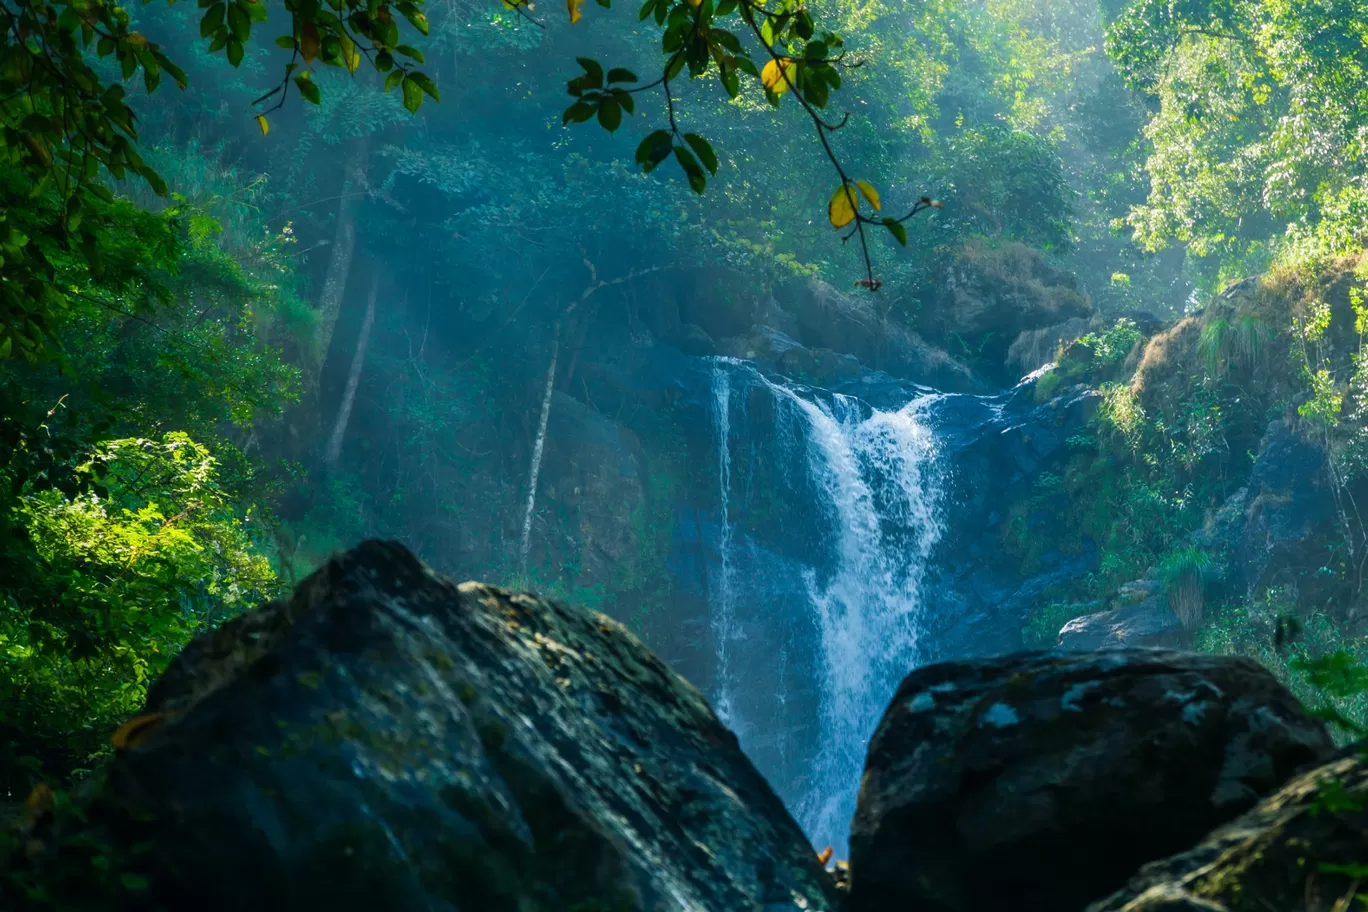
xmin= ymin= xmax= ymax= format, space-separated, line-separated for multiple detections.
xmin=255 ymin=114 xmax=269 ymax=136
xmin=340 ymin=35 xmax=360 ymax=73
xmin=761 ymin=57 xmax=797 ymax=95
xmin=111 ymin=712 xmax=172 ymax=750
xmin=817 ymin=846 xmax=834 ymax=865
xmin=828 ymin=183 xmax=857 ymax=228
xmin=856 ymin=180 xmax=881 ymax=212
xmin=568 ymin=0 xmax=583 ymax=22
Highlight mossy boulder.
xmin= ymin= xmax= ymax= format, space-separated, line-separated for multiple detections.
xmin=848 ymin=649 xmax=1334 ymax=912
xmin=1087 ymin=745 xmax=1368 ymax=912
xmin=9 ymin=541 xmax=835 ymax=912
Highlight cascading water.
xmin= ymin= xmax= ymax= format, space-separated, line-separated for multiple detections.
xmin=704 ymin=357 xmax=945 ymax=854
xmin=709 ymin=366 xmax=740 ymax=731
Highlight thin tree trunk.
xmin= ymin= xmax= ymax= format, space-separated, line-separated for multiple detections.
xmin=323 ymin=274 xmax=379 ymax=467
xmin=316 ymin=137 xmax=370 ymax=370
xmin=519 ymin=320 xmax=561 ymax=573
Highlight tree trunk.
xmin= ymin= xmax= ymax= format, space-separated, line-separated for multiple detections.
xmin=519 ymin=320 xmax=561 ymax=573
xmin=316 ymin=137 xmax=370 ymax=371
xmin=323 ymin=274 xmax=379 ymax=467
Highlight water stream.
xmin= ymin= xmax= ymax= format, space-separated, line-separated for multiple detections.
xmin=704 ymin=357 xmax=945 ymax=854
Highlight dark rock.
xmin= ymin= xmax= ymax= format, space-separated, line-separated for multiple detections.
xmin=918 ymin=379 xmax=1103 ymax=659
xmin=1087 ymin=745 xmax=1368 ymax=912
xmin=848 ymin=649 xmax=1335 ymax=912
xmin=1007 ymin=315 xmax=1092 ymax=377
xmin=1238 ymin=420 xmax=1337 ymax=595
xmin=664 ymin=322 xmax=718 ymax=357
xmin=781 ymin=278 xmax=986 ymax=392
xmin=18 ymin=542 xmax=835 ymax=912
xmin=919 ymin=240 xmax=1093 ymax=385
xmin=1058 ymin=597 xmax=1185 ymax=649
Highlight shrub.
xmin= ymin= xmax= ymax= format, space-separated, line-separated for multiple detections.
xmin=1160 ymin=546 xmax=1211 ymax=630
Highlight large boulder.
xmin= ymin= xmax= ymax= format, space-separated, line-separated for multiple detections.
xmin=1087 ymin=745 xmax=1368 ymax=912
xmin=848 ymin=649 xmax=1334 ymax=912
xmin=919 ymin=240 xmax=1093 ymax=384
xmin=782 ymin=278 xmax=986 ymax=392
xmin=12 ymin=541 xmax=836 ymax=912
xmin=1238 ymin=420 xmax=1338 ymax=597
xmin=1058 ymin=596 xmax=1186 ymax=650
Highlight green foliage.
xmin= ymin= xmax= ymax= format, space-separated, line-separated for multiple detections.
xmin=1078 ymin=318 xmax=1144 ymax=366
xmin=1159 ymin=546 xmax=1209 ymax=629
xmin=1105 ymin=0 xmax=1368 ymax=286
xmin=1 ymin=424 xmax=280 ymax=791
xmin=0 ymin=0 xmax=436 ymax=361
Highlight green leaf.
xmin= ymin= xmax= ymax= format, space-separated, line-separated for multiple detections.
xmin=294 ymin=73 xmax=321 ymax=104
xmin=402 ymin=75 xmax=423 ymax=112
xmin=200 ymin=3 xmax=225 ymax=38
xmin=635 ymin=129 xmax=672 ymax=167
xmin=384 ymin=69 xmax=404 ymax=92
xmin=227 ymin=3 xmax=250 ymax=42
xmin=673 ymin=145 xmax=706 ymax=193
xmin=226 ymin=37 xmax=244 ymax=66
xmin=274 ymin=34 xmax=296 ymax=49
xmin=563 ymin=101 xmax=596 ymax=124
xmin=597 ymin=98 xmax=622 ymax=132
xmin=607 ymin=67 xmax=638 ymax=83
xmin=683 ymin=133 xmax=718 ymax=175
xmin=396 ymin=45 xmax=425 ymax=62
xmin=577 ymin=57 xmax=604 ymax=88
xmin=882 ymin=217 xmax=907 ymax=246
xmin=805 ymin=39 xmax=827 ymax=60
xmin=408 ymin=71 xmax=440 ymax=101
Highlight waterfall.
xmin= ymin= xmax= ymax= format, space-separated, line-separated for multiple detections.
xmin=709 ymin=365 xmax=740 ymax=730
xmin=705 ymin=357 xmax=944 ymax=854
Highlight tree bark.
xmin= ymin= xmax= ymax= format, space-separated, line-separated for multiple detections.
xmin=519 ymin=320 xmax=561 ymax=573
xmin=323 ymin=273 xmax=379 ymax=467
xmin=315 ymin=137 xmax=370 ymax=372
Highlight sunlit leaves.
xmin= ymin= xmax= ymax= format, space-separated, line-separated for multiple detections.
xmin=855 ymin=180 xmax=880 ymax=212
xmin=761 ymin=56 xmax=798 ymax=98
xmin=828 ymin=184 xmax=858 ymax=228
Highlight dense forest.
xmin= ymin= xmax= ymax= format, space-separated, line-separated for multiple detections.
xmin=5 ymin=0 xmax=1368 ymax=845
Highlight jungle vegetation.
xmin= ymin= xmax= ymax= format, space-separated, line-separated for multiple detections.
xmin=3 ymin=0 xmax=1368 ymax=796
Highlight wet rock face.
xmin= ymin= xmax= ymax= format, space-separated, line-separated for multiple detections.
xmin=1087 ymin=746 xmax=1368 ymax=912
xmin=27 ymin=541 xmax=835 ymax=912
xmin=849 ymin=649 xmax=1335 ymax=912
